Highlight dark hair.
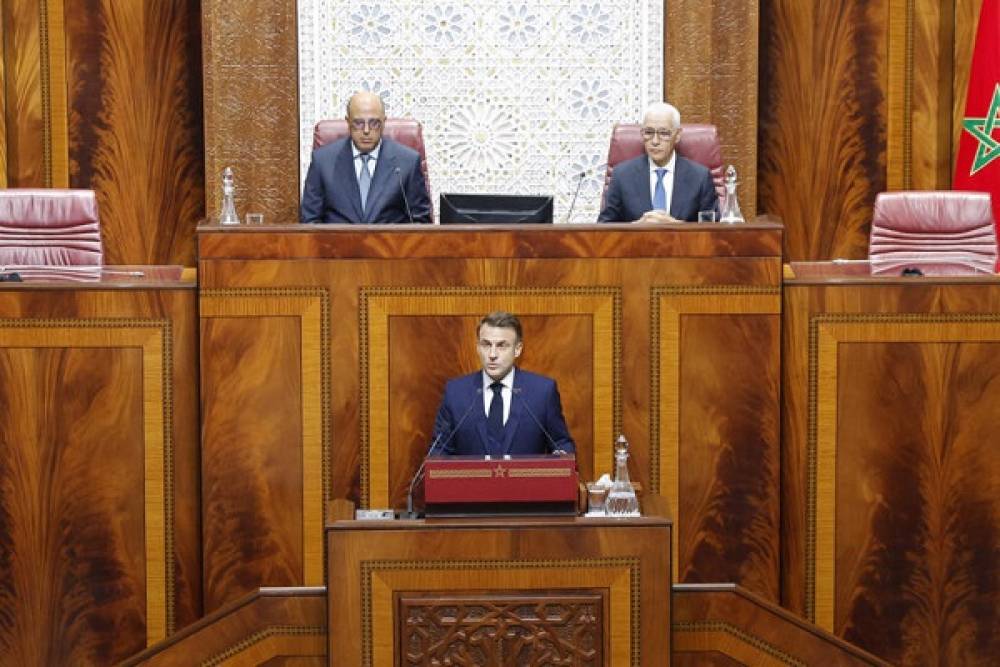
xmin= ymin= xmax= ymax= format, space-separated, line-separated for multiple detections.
xmin=477 ymin=311 xmax=522 ymax=342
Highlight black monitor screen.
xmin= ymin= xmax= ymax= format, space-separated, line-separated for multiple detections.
xmin=439 ymin=193 xmax=554 ymax=224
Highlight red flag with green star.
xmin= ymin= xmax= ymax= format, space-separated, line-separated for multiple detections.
xmin=955 ymin=0 xmax=1000 ymax=247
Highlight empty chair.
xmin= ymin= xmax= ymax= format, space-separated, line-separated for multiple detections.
xmin=312 ymin=118 xmax=433 ymax=219
xmin=602 ymin=123 xmax=725 ymax=207
xmin=0 ymin=189 xmax=103 ymax=266
xmin=869 ymin=191 xmax=998 ymax=275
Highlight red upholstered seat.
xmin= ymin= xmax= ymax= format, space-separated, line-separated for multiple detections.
xmin=602 ymin=123 xmax=724 ymax=207
xmin=869 ymin=191 xmax=998 ymax=275
xmin=312 ymin=118 xmax=433 ymax=219
xmin=0 ymin=189 xmax=103 ymax=266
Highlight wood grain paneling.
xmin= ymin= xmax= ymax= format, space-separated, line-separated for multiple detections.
xmin=200 ymin=290 xmax=329 ymax=613
xmin=759 ymin=0 xmax=888 ymax=260
xmin=673 ymin=584 xmax=890 ymax=666
xmin=0 ymin=0 xmax=203 ymax=264
xmin=122 ymin=588 xmax=326 ymax=666
xmin=0 ymin=278 xmax=199 ymax=663
xmin=327 ymin=515 xmax=672 ymax=666
xmin=199 ymin=224 xmax=783 ymax=609
xmin=782 ymin=268 xmax=1000 ymax=666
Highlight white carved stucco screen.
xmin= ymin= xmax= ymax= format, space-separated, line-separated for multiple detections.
xmin=298 ymin=0 xmax=663 ymax=223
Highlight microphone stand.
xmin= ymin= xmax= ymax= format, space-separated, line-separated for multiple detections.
xmin=404 ymin=389 xmax=482 ymax=518
xmin=395 ymin=167 xmax=415 ymax=224
xmin=512 ymin=387 xmax=569 ymax=455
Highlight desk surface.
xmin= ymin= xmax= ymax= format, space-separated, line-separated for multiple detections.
xmin=0 ymin=265 xmax=194 ymax=289
xmin=786 ymin=260 xmax=1000 ymax=285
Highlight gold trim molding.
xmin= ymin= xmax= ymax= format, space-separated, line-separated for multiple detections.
xmin=673 ymin=620 xmax=805 ymax=666
xmin=0 ymin=317 xmax=173 ymax=643
xmin=805 ymin=313 xmax=1000 ymax=631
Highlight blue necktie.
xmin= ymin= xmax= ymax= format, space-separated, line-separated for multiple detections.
xmin=359 ymin=154 xmax=372 ymax=211
xmin=652 ymin=168 xmax=667 ymax=211
xmin=487 ymin=381 xmax=504 ymax=453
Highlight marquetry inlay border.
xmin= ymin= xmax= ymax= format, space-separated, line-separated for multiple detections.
xmin=673 ymin=620 xmax=806 ymax=666
xmin=886 ymin=0 xmax=915 ymax=190
xmin=38 ymin=0 xmax=69 ymax=187
xmin=358 ymin=287 xmax=622 ymax=508
xmin=199 ymin=288 xmax=331 ymax=586
xmin=0 ymin=317 xmax=173 ymax=643
xmin=360 ymin=557 xmax=640 ymax=667
xmin=200 ymin=625 xmax=326 ymax=666
xmin=650 ymin=285 xmax=781 ymax=580
xmin=805 ymin=312 xmax=1000 ymax=630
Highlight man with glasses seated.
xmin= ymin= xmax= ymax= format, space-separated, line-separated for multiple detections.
xmin=300 ymin=91 xmax=430 ymax=224
xmin=430 ymin=311 xmax=575 ymax=457
xmin=598 ymin=102 xmax=718 ymax=223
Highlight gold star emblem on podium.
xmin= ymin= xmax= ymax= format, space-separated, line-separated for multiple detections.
xmin=492 ymin=465 xmax=507 ymax=478
xmin=962 ymin=83 xmax=1000 ymax=176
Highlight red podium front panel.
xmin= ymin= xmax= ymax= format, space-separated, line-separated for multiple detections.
xmin=423 ymin=455 xmax=578 ymax=514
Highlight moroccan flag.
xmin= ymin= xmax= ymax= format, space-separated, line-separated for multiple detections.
xmin=954 ymin=0 xmax=1000 ymax=242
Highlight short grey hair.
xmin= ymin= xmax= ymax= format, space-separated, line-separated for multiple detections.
xmin=643 ymin=102 xmax=681 ymax=127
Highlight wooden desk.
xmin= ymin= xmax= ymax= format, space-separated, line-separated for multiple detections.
xmin=0 ymin=266 xmax=199 ymax=663
xmin=327 ymin=513 xmax=672 ymax=666
xmin=782 ymin=261 xmax=1000 ymax=665
xmin=198 ymin=222 xmax=783 ymax=609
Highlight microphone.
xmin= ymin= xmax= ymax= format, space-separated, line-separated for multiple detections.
xmin=405 ymin=388 xmax=482 ymax=517
xmin=512 ymin=387 xmax=567 ymax=455
xmin=394 ymin=167 xmax=416 ymax=224
xmin=563 ymin=163 xmax=607 ymax=223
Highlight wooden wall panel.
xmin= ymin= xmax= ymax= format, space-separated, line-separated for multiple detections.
xmin=759 ymin=0 xmax=888 ymax=260
xmin=782 ymin=273 xmax=1000 ymax=666
xmin=0 ymin=0 xmax=204 ymax=265
xmin=199 ymin=224 xmax=783 ymax=610
xmin=0 ymin=279 xmax=200 ymax=662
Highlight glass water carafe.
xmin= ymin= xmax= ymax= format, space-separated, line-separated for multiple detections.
xmin=606 ymin=434 xmax=640 ymax=517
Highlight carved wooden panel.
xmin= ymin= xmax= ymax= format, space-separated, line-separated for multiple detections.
xmin=666 ymin=0 xmax=759 ymax=218
xmin=0 ymin=281 xmax=199 ymax=663
xmin=397 ymin=593 xmax=603 ymax=666
xmin=327 ymin=515 xmax=672 ymax=666
xmin=782 ymin=273 xmax=1000 ymax=666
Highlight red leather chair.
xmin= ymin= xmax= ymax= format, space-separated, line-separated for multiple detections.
xmin=602 ymin=123 xmax=724 ymax=208
xmin=0 ymin=189 xmax=103 ymax=266
xmin=869 ymin=191 xmax=998 ymax=275
xmin=312 ymin=118 xmax=433 ymax=219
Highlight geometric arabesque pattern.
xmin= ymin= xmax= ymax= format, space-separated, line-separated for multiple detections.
xmin=298 ymin=0 xmax=663 ymax=222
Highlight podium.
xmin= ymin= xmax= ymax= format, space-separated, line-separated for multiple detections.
xmin=327 ymin=512 xmax=672 ymax=665
xmin=422 ymin=454 xmax=579 ymax=516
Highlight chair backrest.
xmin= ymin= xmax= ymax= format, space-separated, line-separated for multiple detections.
xmin=869 ymin=191 xmax=998 ymax=275
xmin=602 ymin=123 xmax=725 ymax=206
xmin=0 ymin=189 xmax=103 ymax=266
xmin=312 ymin=118 xmax=433 ymax=220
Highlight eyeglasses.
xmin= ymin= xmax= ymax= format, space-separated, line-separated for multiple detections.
xmin=640 ymin=127 xmax=676 ymax=141
xmin=350 ymin=118 xmax=383 ymax=131
xmin=478 ymin=340 xmax=514 ymax=353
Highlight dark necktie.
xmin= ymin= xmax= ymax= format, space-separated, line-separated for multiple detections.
xmin=487 ymin=381 xmax=504 ymax=453
xmin=359 ymin=154 xmax=372 ymax=211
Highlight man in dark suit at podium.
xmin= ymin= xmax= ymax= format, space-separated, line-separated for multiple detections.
xmin=431 ymin=311 xmax=575 ymax=456
xmin=300 ymin=91 xmax=431 ymax=224
xmin=598 ymin=101 xmax=718 ymax=223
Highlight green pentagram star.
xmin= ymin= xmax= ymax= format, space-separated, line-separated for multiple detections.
xmin=963 ymin=83 xmax=1000 ymax=176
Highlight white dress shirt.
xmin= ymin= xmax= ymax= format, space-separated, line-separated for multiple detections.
xmin=482 ymin=368 xmax=515 ymax=425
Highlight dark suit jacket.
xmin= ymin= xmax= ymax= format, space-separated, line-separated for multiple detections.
xmin=597 ymin=153 xmax=718 ymax=222
xmin=431 ymin=369 xmax=575 ymax=456
xmin=299 ymin=137 xmax=431 ymax=224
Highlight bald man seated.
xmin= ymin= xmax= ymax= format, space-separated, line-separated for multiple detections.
xmin=598 ymin=102 xmax=718 ymax=223
xmin=300 ymin=91 xmax=431 ymax=224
